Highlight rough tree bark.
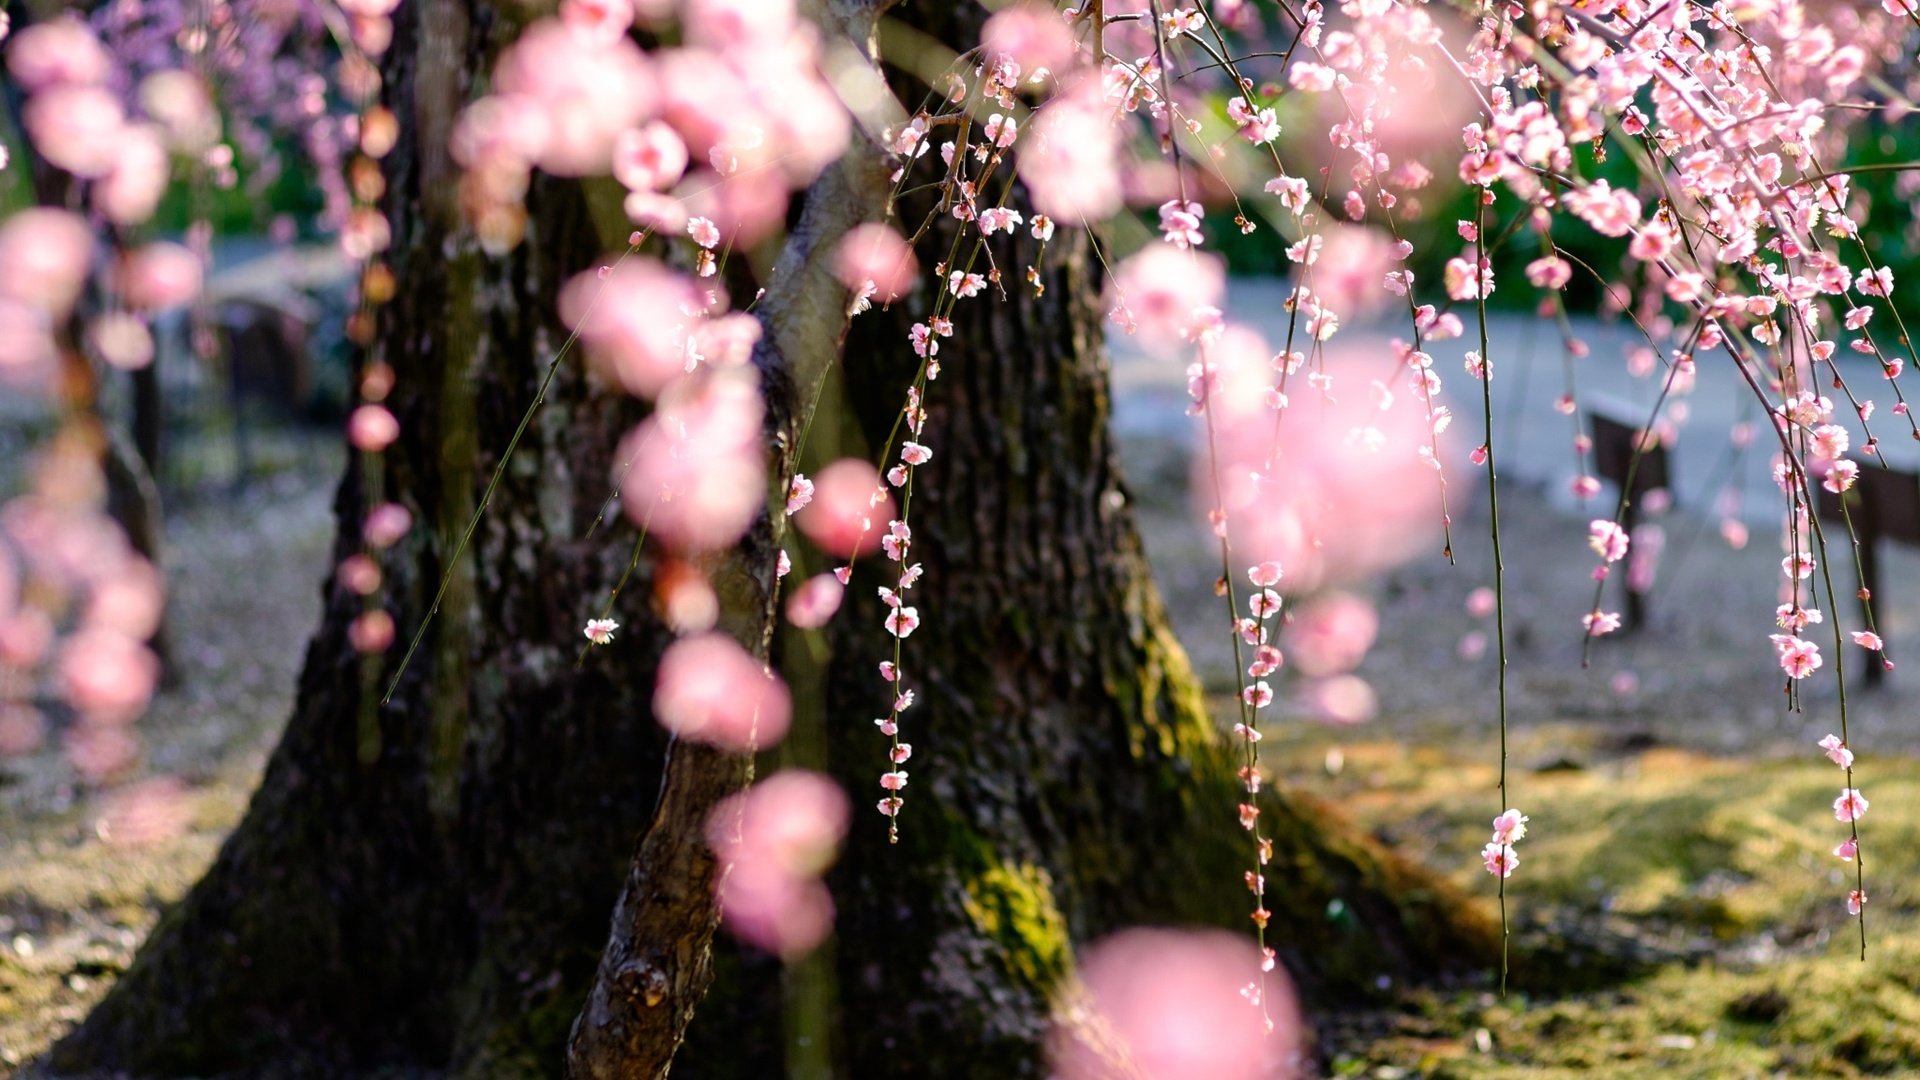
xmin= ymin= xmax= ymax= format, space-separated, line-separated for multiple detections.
xmin=48 ymin=0 xmax=678 ymax=1073
xmin=673 ymin=9 xmax=1497 ymax=1075
xmin=45 ymin=3 xmax=1492 ymax=1079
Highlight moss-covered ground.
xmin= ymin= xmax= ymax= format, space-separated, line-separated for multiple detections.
xmin=1263 ymin=723 xmax=1920 ymax=1078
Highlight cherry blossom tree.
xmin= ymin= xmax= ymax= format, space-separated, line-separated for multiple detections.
xmin=5 ymin=0 xmax=1918 ymax=1075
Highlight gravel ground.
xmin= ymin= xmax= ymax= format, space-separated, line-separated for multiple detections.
xmin=0 ymin=455 xmax=336 ymax=1073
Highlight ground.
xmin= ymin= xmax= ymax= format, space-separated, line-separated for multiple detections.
xmin=7 ymin=396 xmax=1920 ymax=1077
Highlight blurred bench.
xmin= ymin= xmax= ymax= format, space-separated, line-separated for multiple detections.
xmin=1588 ymin=404 xmax=1672 ymax=632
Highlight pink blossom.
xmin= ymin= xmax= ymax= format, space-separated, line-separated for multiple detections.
xmin=1851 ymin=631 xmax=1884 ymax=651
xmin=363 ymin=502 xmax=414 ymax=548
xmin=1835 ymin=838 xmax=1858 ymax=861
xmin=95 ymin=126 xmax=170 ymax=226
xmin=835 ymin=223 xmax=917 ymax=303
xmin=793 ymin=458 xmax=891 ymax=557
xmin=612 ymin=121 xmax=688 ymax=193
xmin=1481 ymin=841 xmax=1518 ymax=878
xmin=1491 ymin=808 xmax=1529 ymax=845
xmin=1289 ymin=592 xmax=1378 ymax=678
xmin=1465 ymin=587 xmax=1497 ymax=618
xmin=58 ymin=628 xmax=158 ymax=723
xmin=1158 ymin=200 xmax=1205 ymax=249
xmin=5 ymin=19 xmax=110 ymax=92
xmin=785 ymin=474 xmax=815 ymax=516
xmin=349 ymin=610 xmax=396 ymax=653
xmin=785 ymin=574 xmax=844 ymax=629
xmin=980 ymin=2 xmax=1076 ymax=72
xmin=24 ymin=84 xmax=125 ymax=178
xmin=621 ymin=377 xmax=766 ymax=553
xmin=1049 ymin=929 xmax=1299 ymax=1080
xmin=1110 ymin=242 xmax=1224 ymax=346
xmin=883 ymin=605 xmax=920 ymax=638
xmin=560 ymin=0 xmax=634 ymax=44
xmin=1583 ymin=610 xmax=1622 ymax=637
xmin=687 ymin=216 xmax=722 ymax=250
xmin=85 ymin=559 xmax=165 ymax=640
xmin=655 ymin=632 xmax=791 ymax=750
xmin=583 ymin=618 xmax=619 ymax=645
xmin=0 ymin=209 xmax=93 ymax=316
xmin=560 ymin=259 xmax=705 ymax=398
xmin=1566 ymin=180 xmax=1640 ymax=238
xmin=1819 ymin=734 xmax=1854 ymax=768
xmin=348 ymin=405 xmax=401 ymax=452
xmin=1588 ymin=519 xmax=1629 ymax=563
xmin=488 ymin=20 xmax=656 ymax=176
xmin=1021 ymin=74 xmax=1120 ymax=221
xmin=1848 ymin=889 xmax=1867 ymax=916
xmin=1833 ymin=788 xmax=1869 ymax=822
xmin=706 ymin=769 xmax=848 ymax=958
xmin=1774 ymin=635 xmax=1822 ymax=680
xmin=119 ymin=243 xmax=204 ymax=311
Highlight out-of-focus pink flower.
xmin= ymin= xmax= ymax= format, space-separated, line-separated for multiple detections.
xmin=621 ymin=376 xmax=767 ymax=553
xmin=612 ymin=121 xmax=688 ymax=193
xmin=654 ymin=631 xmax=791 ymax=749
xmin=85 ymin=558 xmax=164 ymax=640
xmin=24 ymin=84 xmax=125 ymax=178
xmin=139 ymin=71 xmax=220 ymax=152
xmin=1050 ymin=928 xmax=1301 ymax=1080
xmin=119 ymin=243 xmax=203 ymax=311
xmin=793 ymin=458 xmax=892 ymax=557
xmin=348 ymin=405 xmax=401 ymax=452
xmin=1287 ymin=592 xmax=1378 ymax=678
xmin=88 ymin=313 xmax=156 ymax=372
xmin=1300 ymin=674 xmax=1378 ymax=724
xmin=785 ymin=573 xmax=844 ymax=628
xmin=0 ymin=208 xmax=93 ymax=316
xmin=583 ymin=617 xmax=619 ymax=645
xmin=561 ymin=258 xmax=705 ymax=399
xmin=1465 ymin=586 xmax=1496 ymax=618
xmin=561 ymin=0 xmax=634 ymax=44
xmin=1205 ymin=340 xmax=1444 ymax=591
xmin=5 ymin=18 xmax=111 ymax=92
xmin=835 ymin=223 xmax=917 ymax=304
xmin=1834 ymin=788 xmax=1869 ymax=822
xmin=490 ymin=20 xmax=656 ymax=176
xmin=349 ymin=610 xmax=396 ymax=653
xmin=91 ymin=124 xmax=171 ymax=225
xmin=706 ymin=768 xmax=848 ymax=958
xmin=1022 ymin=74 xmax=1120 ymax=221
xmin=363 ymin=502 xmax=413 ymax=548
xmin=981 ymin=2 xmax=1076 ymax=73
xmin=1111 ymin=242 xmax=1225 ymax=345
xmin=58 ymin=628 xmax=159 ymax=724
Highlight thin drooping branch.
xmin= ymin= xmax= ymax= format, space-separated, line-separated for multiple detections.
xmin=563 ymin=5 xmax=899 ymax=1077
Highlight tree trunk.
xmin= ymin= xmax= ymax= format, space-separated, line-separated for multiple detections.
xmin=673 ymin=13 xmax=1496 ymax=1074
xmin=48 ymin=0 xmax=675 ymax=1074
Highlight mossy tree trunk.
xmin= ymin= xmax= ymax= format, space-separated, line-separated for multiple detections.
xmin=676 ymin=15 xmax=1496 ymax=1076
